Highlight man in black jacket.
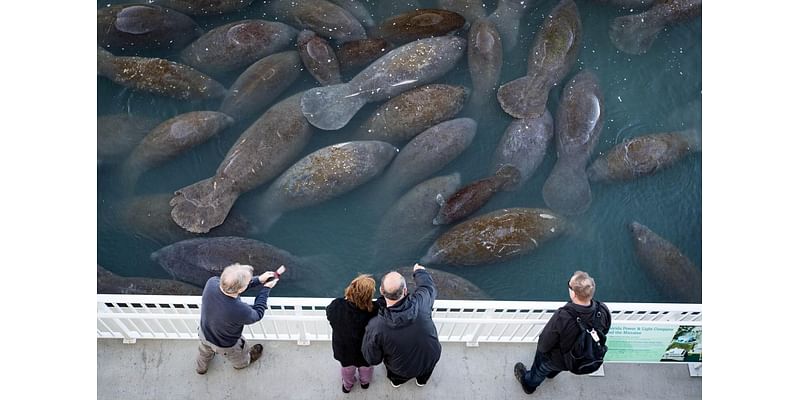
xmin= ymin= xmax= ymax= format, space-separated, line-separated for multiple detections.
xmin=514 ymin=270 xmax=612 ymax=394
xmin=361 ymin=263 xmax=441 ymax=388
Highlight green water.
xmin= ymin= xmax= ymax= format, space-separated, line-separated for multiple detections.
xmin=97 ymin=0 xmax=701 ymax=302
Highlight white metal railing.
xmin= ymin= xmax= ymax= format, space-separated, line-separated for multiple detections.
xmin=97 ymin=295 xmax=701 ymax=347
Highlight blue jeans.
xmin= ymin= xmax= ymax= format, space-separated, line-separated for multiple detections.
xmin=523 ymin=351 xmax=561 ymax=391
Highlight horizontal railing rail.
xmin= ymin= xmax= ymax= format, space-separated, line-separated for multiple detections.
xmin=97 ymin=295 xmax=702 ymax=347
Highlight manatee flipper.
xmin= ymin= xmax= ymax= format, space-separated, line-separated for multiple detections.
xmin=609 ymin=13 xmax=665 ymax=55
xmin=496 ymin=75 xmax=548 ymax=119
xmin=542 ymin=157 xmax=592 ymax=216
xmin=300 ymin=83 xmax=368 ymax=130
xmin=97 ymin=47 xmax=115 ymax=76
xmin=170 ymin=177 xmax=239 ymax=233
xmin=494 ymin=164 xmax=522 ymax=191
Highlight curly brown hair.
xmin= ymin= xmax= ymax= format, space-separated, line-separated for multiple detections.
xmin=345 ymin=274 xmax=375 ymax=312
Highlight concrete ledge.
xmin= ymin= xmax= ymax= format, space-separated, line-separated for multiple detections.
xmin=97 ymin=339 xmax=701 ymax=400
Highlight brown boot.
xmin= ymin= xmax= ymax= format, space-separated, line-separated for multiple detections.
xmin=249 ymin=344 xmax=264 ymax=364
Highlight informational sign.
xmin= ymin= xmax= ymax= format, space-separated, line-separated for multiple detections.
xmin=604 ymin=324 xmax=702 ymax=362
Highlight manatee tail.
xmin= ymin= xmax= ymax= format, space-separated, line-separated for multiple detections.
xmin=496 ymin=75 xmax=549 ymax=119
xmin=170 ymin=177 xmax=239 ymax=233
xmin=609 ymin=13 xmax=666 ymax=55
xmin=300 ymin=83 xmax=367 ymax=130
xmin=681 ymin=128 xmax=702 ymax=152
xmin=542 ymin=156 xmax=592 ymax=216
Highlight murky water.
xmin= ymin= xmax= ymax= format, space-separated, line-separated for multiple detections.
xmin=97 ymin=0 xmax=701 ymax=302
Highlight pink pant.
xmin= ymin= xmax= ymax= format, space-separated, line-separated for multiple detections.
xmin=341 ymin=366 xmax=373 ymax=390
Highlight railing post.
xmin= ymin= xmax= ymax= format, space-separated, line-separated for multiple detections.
xmin=688 ymin=362 xmax=702 ymax=377
xmin=296 ymin=305 xmax=310 ymax=346
xmin=98 ymin=302 xmax=137 ymax=344
xmin=466 ymin=308 xmax=490 ymax=347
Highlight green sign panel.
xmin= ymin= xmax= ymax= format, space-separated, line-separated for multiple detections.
xmin=605 ymin=324 xmax=702 ymax=362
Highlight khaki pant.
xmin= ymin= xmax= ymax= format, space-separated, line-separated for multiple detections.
xmin=196 ymin=328 xmax=252 ymax=372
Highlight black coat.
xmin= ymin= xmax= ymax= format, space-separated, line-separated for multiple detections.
xmin=326 ymin=297 xmax=378 ymax=367
xmin=537 ymin=300 xmax=612 ymax=370
xmin=361 ymin=270 xmax=442 ymax=378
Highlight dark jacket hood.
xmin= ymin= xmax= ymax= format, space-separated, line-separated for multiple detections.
xmin=376 ymin=295 xmax=419 ymax=328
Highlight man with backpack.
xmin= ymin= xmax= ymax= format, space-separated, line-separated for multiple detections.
xmin=514 ymin=270 xmax=612 ymax=394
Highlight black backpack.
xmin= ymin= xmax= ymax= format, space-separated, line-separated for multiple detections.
xmin=563 ymin=305 xmax=608 ymax=375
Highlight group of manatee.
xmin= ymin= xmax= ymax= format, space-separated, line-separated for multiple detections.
xmin=98 ymin=0 xmax=702 ymax=303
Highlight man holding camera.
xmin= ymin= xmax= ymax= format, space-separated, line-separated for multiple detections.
xmin=195 ymin=263 xmax=285 ymax=374
xmin=362 ymin=263 xmax=441 ymax=387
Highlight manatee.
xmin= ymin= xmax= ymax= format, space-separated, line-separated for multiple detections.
xmin=496 ymin=0 xmax=581 ymax=119
xmin=328 ymin=0 xmax=375 ymax=28
xmin=421 ymin=208 xmax=567 ymax=266
xmin=542 ymin=70 xmax=604 ymax=216
xmin=121 ymin=111 xmax=234 ymax=191
xmin=264 ymin=0 xmax=367 ymax=43
xmin=97 ymin=47 xmax=226 ymax=101
xmin=150 ymin=236 xmax=309 ymax=287
xmin=354 ymin=84 xmax=469 ymax=144
xmin=370 ymin=9 xmax=466 ymax=45
xmin=219 ymin=51 xmax=302 ymax=122
xmin=297 ymin=30 xmax=342 ymax=86
xmin=373 ymin=173 xmax=462 ymax=266
xmin=486 ymin=0 xmax=532 ymax=51
xmin=256 ymin=141 xmax=398 ymax=232
xmin=629 ymin=221 xmax=701 ymax=303
xmin=118 ymin=193 xmax=251 ymax=245
xmin=97 ymin=265 xmax=202 ymax=295
xmin=466 ymin=18 xmax=503 ymax=116
xmin=97 ymin=4 xmax=202 ymax=52
xmin=436 ymin=0 xmax=487 ymax=25
xmin=335 ymin=38 xmax=394 ymax=74
xmin=610 ymin=0 xmax=701 ymax=55
xmin=97 ymin=113 xmax=161 ymax=165
xmin=490 ymin=111 xmax=554 ymax=191
xmin=378 ymin=118 xmax=476 ymax=201
xmin=151 ymin=0 xmax=255 ymax=16
xmin=396 ymin=266 xmax=490 ymax=300
xmin=432 ymin=166 xmax=520 ymax=226
xmin=171 ymin=92 xmax=312 ymax=233
xmin=301 ymin=36 xmax=466 ymax=130
xmin=590 ymin=0 xmax=659 ymax=9
xmin=588 ymin=129 xmax=700 ymax=182
xmin=180 ymin=20 xmax=298 ymax=77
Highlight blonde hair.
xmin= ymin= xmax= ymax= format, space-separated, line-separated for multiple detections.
xmin=569 ymin=270 xmax=596 ymax=302
xmin=220 ymin=263 xmax=254 ymax=295
xmin=345 ymin=274 xmax=375 ymax=312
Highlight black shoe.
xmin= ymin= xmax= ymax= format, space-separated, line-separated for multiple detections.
xmin=342 ymin=385 xmax=350 ymax=393
xmin=415 ymin=378 xmax=426 ymax=387
xmin=249 ymin=344 xmax=263 ymax=364
xmin=514 ymin=362 xmax=535 ymax=395
xmin=360 ymin=383 xmax=369 ymax=389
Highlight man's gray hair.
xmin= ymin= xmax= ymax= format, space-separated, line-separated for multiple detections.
xmin=570 ymin=270 xmax=596 ymax=302
xmin=220 ymin=263 xmax=254 ymax=295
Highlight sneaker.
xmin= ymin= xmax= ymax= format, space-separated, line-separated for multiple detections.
xmin=341 ymin=385 xmax=350 ymax=393
xmin=390 ymin=380 xmax=401 ymax=388
xmin=249 ymin=344 xmax=264 ymax=364
xmin=514 ymin=362 xmax=535 ymax=394
xmin=415 ymin=378 xmax=425 ymax=387
xmin=360 ymin=383 xmax=369 ymax=389
xmin=196 ymin=368 xmax=207 ymax=375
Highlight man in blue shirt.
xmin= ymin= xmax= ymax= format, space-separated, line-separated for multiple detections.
xmin=196 ymin=263 xmax=284 ymax=374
